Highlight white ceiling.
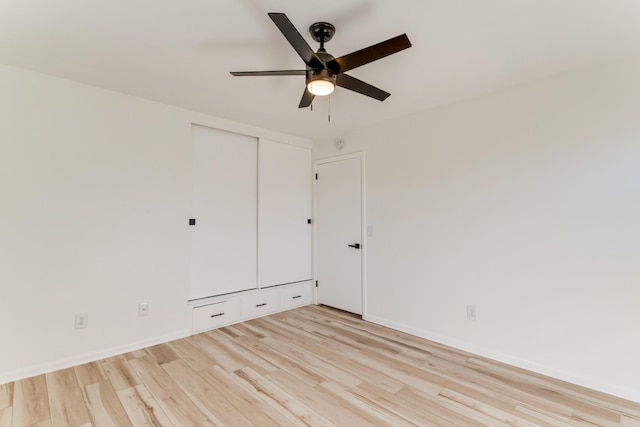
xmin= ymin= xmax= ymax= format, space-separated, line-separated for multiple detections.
xmin=1 ymin=0 xmax=640 ymax=140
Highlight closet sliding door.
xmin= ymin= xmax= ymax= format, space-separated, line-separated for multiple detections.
xmin=258 ymin=138 xmax=312 ymax=288
xmin=190 ymin=125 xmax=257 ymax=300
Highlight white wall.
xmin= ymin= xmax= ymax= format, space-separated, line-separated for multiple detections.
xmin=0 ymin=63 xmax=310 ymax=383
xmin=314 ymin=56 xmax=640 ymax=403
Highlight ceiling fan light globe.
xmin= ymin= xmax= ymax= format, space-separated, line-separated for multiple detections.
xmin=307 ymin=79 xmax=335 ymax=96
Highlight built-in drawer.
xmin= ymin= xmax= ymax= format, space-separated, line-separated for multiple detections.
xmin=241 ymin=288 xmax=279 ymax=320
xmin=192 ymin=298 xmax=240 ymax=333
xmin=280 ymin=281 xmax=313 ymax=310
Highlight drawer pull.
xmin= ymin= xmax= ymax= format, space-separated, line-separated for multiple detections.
xmin=292 ymin=295 xmax=302 ymax=299
xmin=210 ymin=312 xmax=225 ymax=318
xmin=256 ymin=303 xmax=268 ymax=307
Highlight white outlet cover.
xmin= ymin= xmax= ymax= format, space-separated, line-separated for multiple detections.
xmin=75 ymin=313 xmax=88 ymax=329
xmin=138 ymin=302 xmax=149 ymax=317
xmin=467 ymin=305 xmax=477 ymax=321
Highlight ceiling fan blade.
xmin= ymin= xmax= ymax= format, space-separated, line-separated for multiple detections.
xmin=230 ymin=70 xmax=306 ymax=76
xmin=298 ymin=88 xmax=315 ymax=108
xmin=327 ymin=34 xmax=411 ymax=73
xmin=336 ymin=74 xmax=390 ymax=101
xmin=268 ymin=13 xmax=324 ymax=69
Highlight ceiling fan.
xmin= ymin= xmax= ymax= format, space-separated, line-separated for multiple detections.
xmin=230 ymin=13 xmax=412 ymax=108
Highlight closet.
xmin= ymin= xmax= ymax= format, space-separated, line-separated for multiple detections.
xmin=189 ymin=125 xmax=312 ymax=332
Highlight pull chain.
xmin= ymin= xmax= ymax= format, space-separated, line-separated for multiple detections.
xmin=328 ymin=94 xmax=331 ymax=122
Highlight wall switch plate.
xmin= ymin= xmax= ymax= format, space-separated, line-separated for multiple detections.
xmin=467 ymin=305 xmax=477 ymax=321
xmin=75 ymin=313 xmax=88 ymax=329
xmin=138 ymin=302 xmax=149 ymax=317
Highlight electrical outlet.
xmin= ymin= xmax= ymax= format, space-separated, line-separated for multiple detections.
xmin=467 ymin=305 xmax=477 ymax=321
xmin=75 ymin=313 xmax=88 ymax=329
xmin=138 ymin=302 xmax=149 ymax=317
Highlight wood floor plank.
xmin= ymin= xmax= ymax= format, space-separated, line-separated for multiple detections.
xmin=45 ymin=368 xmax=91 ymax=427
xmin=308 ymin=305 xmax=475 ymax=362
xmin=0 ymin=384 xmax=12 ymax=410
xmin=128 ymin=355 xmax=209 ymax=426
xmin=438 ymin=387 xmax=538 ymax=426
xmin=266 ymin=369 xmax=375 ymax=426
xmin=124 ymin=350 xmax=147 ymax=360
xmin=395 ymin=347 xmax=530 ymax=415
xmin=99 ymin=355 xmax=141 ymax=392
xmin=11 ymin=375 xmax=50 ymax=426
xmin=161 ymin=359 xmax=253 ymax=427
xmin=426 ymin=352 xmax=578 ymax=418
xmin=144 ymin=343 xmax=180 ymax=365
xmin=398 ymin=385 xmax=503 ymax=426
xmin=73 ymin=361 xmax=107 ymax=388
xmin=512 ymin=404 xmax=583 ymax=427
xmin=229 ymin=321 xmax=267 ymax=340
xmin=117 ymin=385 xmax=174 ymax=426
xmin=1 ymin=305 xmax=639 ymax=426
xmin=0 ymin=407 xmax=11 ymax=427
xmin=202 ymin=329 xmax=278 ymax=375
xmin=233 ymin=333 xmax=326 ymax=387
xmin=318 ymin=379 xmax=416 ymax=427
xmin=166 ymin=339 xmax=215 ymax=373
xmin=81 ymin=381 xmax=133 ymax=427
xmin=350 ymin=381 xmax=444 ymax=427
xmin=260 ymin=335 xmax=363 ymax=389
xmin=234 ymin=366 xmax=335 ymax=427
xmin=269 ymin=313 xmax=369 ymax=352
xmin=468 ymin=355 xmax=640 ymax=420
xmin=199 ymin=365 xmax=298 ymax=427
xmin=304 ymin=339 xmax=405 ymax=393
xmin=463 ymin=358 xmax=618 ymax=422
xmin=184 ymin=334 xmax=245 ymax=373
xmin=352 ymin=346 xmax=446 ymax=396
xmin=622 ymin=415 xmax=640 ymax=427
xmin=248 ymin=314 xmax=323 ymax=346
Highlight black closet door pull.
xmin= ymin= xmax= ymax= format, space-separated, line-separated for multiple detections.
xmin=210 ymin=312 xmax=225 ymax=318
xmin=348 ymin=243 xmax=361 ymax=249
xmin=256 ymin=303 xmax=268 ymax=307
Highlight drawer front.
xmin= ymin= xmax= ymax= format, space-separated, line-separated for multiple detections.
xmin=280 ymin=282 xmax=313 ymax=310
xmin=241 ymin=289 xmax=279 ymax=320
xmin=192 ymin=298 xmax=240 ymax=333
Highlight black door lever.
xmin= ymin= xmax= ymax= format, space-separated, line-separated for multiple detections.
xmin=348 ymin=243 xmax=361 ymax=249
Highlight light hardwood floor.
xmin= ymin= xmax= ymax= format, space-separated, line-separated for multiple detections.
xmin=1 ymin=305 xmax=639 ymax=426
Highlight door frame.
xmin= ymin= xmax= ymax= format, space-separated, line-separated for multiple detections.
xmin=313 ymin=151 xmax=367 ymax=316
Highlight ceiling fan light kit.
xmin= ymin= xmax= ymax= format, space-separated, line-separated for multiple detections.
xmin=307 ymin=69 xmax=336 ymax=96
xmin=230 ymin=12 xmax=411 ymax=109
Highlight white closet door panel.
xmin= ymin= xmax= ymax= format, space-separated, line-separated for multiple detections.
xmin=258 ymin=139 xmax=312 ymax=287
xmin=190 ymin=125 xmax=257 ymax=300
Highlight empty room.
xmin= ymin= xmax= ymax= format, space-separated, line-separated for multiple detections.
xmin=1 ymin=1 xmax=640 ymax=426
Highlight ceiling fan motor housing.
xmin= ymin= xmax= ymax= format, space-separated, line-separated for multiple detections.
xmin=307 ymin=68 xmax=336 ymax=84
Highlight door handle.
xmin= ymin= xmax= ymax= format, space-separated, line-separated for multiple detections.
xmin=348 ymin=243 xmax=361 ymax=249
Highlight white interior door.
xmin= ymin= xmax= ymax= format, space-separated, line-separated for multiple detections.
xmin=190 ymin=125 xmax=257 ymax=300
xmin=316 ymin=156 xmax=363 ymax=315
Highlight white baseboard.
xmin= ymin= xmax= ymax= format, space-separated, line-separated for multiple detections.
xmin=0 ymin=328 xmax=191 ymax=385
xmin=364 ymin=314 xmax=640 ymax=404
